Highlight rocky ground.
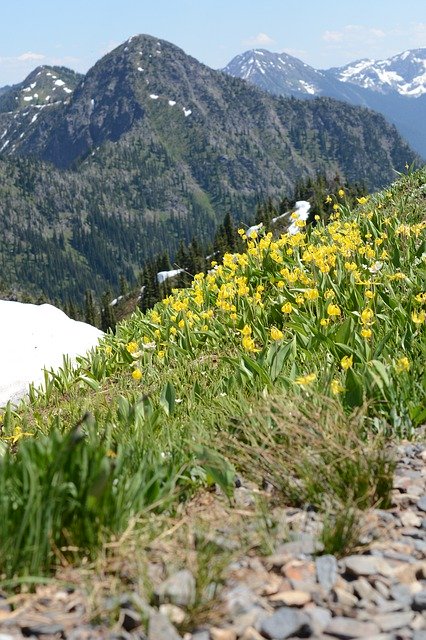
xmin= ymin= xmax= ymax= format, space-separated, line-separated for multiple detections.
xmin=0 ymin=442 xmax=425 ymax=640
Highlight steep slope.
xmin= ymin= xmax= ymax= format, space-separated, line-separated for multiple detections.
xmin=223 ymin=48 xmax=426 ymax=158
xmin=0 ymin=35 xmax=419 ymax=304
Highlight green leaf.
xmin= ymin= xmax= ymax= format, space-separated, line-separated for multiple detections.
xmin=160 ymin=382 xmax=176 ymax=417
xmin=344 ymin=368 xmax=364 ymax=408
xmin=194 ymin=446 xmax=235 ymax=499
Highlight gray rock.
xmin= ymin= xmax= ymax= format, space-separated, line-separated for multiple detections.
xmin=413 ymin=590 xmax=426 ymax=611
xmin=343 ymin=555 xmax=389 ymax=577
xmin=373 ymin=611 xmax=414 ymax=631
xmin=352 ymin=577 xmax=375 ymax=600
xmin=316 ymin=555 xmax=338 ymax=593
xmin=325 ymin=616 xmax=380 ymax=638
xmin=413 ymin=632 xmax=426 ymax=640
xmin=276 ymin=534 xmax=318 ymax=556
xmin=417 ymin=496 xmax=426 ymax=512
xmin=390 ymin=584 xmax=413 ymax=607
xmin=225 ymin=585 xmax=260 ymax=617
xmin=156 ymin=569 xmax=196 ymax=608
xmin=21 ymin=623 xmax=65 ymax=636
xmin=305 ymin=606 xmax=332 ymax=632
xmin=190 ymin=633 xmax=210 ymax=640
xmin=0 ymin=635 xmax=17 ymax=640
xmin=148 ymin=611 xmax=182 ymax=640
xmin=259 ymin=607 xmax=312 ymax=639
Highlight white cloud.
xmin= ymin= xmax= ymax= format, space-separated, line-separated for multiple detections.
xmin=322 ymin=25 xmax=386 ymax=45
xmin=243 ymin=32 xmax=275 ymax=47
xmin=17 ymin=52 xmax=45 ymax=62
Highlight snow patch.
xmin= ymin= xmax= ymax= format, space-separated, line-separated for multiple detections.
xmin=0 ymin=301 xmax=103 ymax=407
xmin=183 ymin=108 xmax=192 ymax=117
xmin=54 ymin=79 xmax=65 ymax=87
xmin=168 ymin=100 xmax=176 ymax=106
xmin=149 ymin=94 xmax=159 ymax=99
xmin=157 ymin=269 xmax=183 ymax=284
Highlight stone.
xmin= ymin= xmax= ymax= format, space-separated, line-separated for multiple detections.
xmin=159 ymin=604 xmax=186 ymax=625
xmin=276 ymin=534 xmax=317 ymax=557
xmin=304 ymin=605 xmax=332 ymax=632
xmin=400 ymin=510 xmax=422 ymax=527
xmin=316 ymin=555 xmax=338 ymax=593
xmin=343 ymin=555 xmax=387 ymax=577
xmin=156 ymin=569 xmax=196 ymax=608
xmin=325 ymin=616 xmax=380 ymax=638
xmin=259 ymin=607 xmax=312 ymax=639
xmin=269 ymin=590 xmax=311 ymax=607
xmin=225 ymin=585 xmax=260 ymax=617
xmin=209 ymin=629 xmax=237 ymax=640
xmin=148 ymin=611 xmax=182 ymax=640
xmin=191 ymin=633 xmax=210 ymax=640
xmin=413 ymin=590 xmax=426 ymax=611
xmin=20 ymin=623 xmax=65 ymax=636
xmin=240 ymin=629 xmax=264 ymax=640
xmin=417 ymin=496 xmax=426 ymax=512
xmin=352 ymin=577 xmax=375 ymax=600
xmin=121 ymin=608 xmax=142 ymax=632
xmin=373 ymin=611 xmax=414 ymax=631
xmin=390 ymin=583 xmax=413 ymax=607
xmin=333 ymin=587 xmax=358 ymax=608
xmin=0 ymin=635 xmax=16 ymax=640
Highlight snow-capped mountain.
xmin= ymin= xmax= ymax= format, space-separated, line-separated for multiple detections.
xmin=223 ymin=48 xmax=426 ymax=158
xmin=328 ymin=49 xmax=426 ymax=98
xmin=223 ymin=49 xmax=326 ymax=96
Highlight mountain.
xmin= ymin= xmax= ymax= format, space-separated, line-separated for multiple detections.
xmin=0 ymin=35 xmax=418 ymax=304
xmin=328 ymin=49 xmax=426 ymax=97
xmin=223 ymin=48 xmax=426 ymax=158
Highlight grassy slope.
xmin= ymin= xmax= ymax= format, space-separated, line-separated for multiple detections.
xmin=0 ymin=168 xmax=425 ymax=585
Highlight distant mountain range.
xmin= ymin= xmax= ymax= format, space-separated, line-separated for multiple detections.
xmin=223 ymin=48 xmax=426 ymax=158
xmin=0 ymin=35 xmax=419 ymax=304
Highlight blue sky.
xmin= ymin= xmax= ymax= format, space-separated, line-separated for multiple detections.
xmin=1 ymin=0 xmax=425 ymax=85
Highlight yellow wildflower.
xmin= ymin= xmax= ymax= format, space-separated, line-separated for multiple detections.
xmin=394 ymin=357 xmax=410 ymax=373
xmin=270 ymin=327 xmax=284 ymax=341
xmin=341 ymin=355 xmax=353 ymax=370
xmin=320 ymin=318 xmax=330 ymax=327
xmin=126 ymin=341 xmax=139 ymax=354
xmin=242 ymin=335 xmax=260 ymax=353
xmin=327 ymin=303 xmax=341 ymax=317
xmin=3 ymin=426 xmax=34 ymax=444
xmin=240 ymin=324 xmax=252 ymax=336
xmin=356 ymin=196 xmax=368 ymax=205
xmin=338 ymin=189 xmax=345 ymax=198
xmin=360 ymin=308 xmax=374 ymax=325
xmin=295 ymin=373 xmax=317 ymax=386
xmin=281 ymin=302 xmax=293 ymax=314
xmin=331 ymin=379 xmax=344 ymax=394
xmin=132 ymin=368 xmax=142 ymax=381
xmin=361 ymin=328 xmax=372 ymax=339
xmin=325 ymin=195 xmax=332 ymax=204
xmin=304 ymin=288 xmax=319 ymax=301
xmin=412 ymin=310 xmax=425 ymax=324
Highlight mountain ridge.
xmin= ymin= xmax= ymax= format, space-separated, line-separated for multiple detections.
xmin=223 ymin=47 xmax=426 ymax=157
xmin=0 ymin=34 xmax=420 ymax=303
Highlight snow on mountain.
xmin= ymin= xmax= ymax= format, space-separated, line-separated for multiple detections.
xmin=222 ymin=47 xmax=426 ymax=158
xmin=0 ymin=301 xmax=103 ymax=407
xmin=328 ymin=49 xmax=426 ymax=98
xmin=222 ymin=49 xmax=324 ymax=96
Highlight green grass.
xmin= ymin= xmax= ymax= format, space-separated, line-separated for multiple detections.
xmin=0 ymin=167 xmax=425 ymax=582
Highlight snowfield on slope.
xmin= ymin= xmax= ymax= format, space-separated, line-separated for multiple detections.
xmin=0 ymin=301 xmax=103 ymax=407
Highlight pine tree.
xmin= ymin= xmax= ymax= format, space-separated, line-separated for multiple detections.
xmin=84 ymin=289 xmax=97 ymax=327
xmin=100 ymin=291 xmax=116 ymax=333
